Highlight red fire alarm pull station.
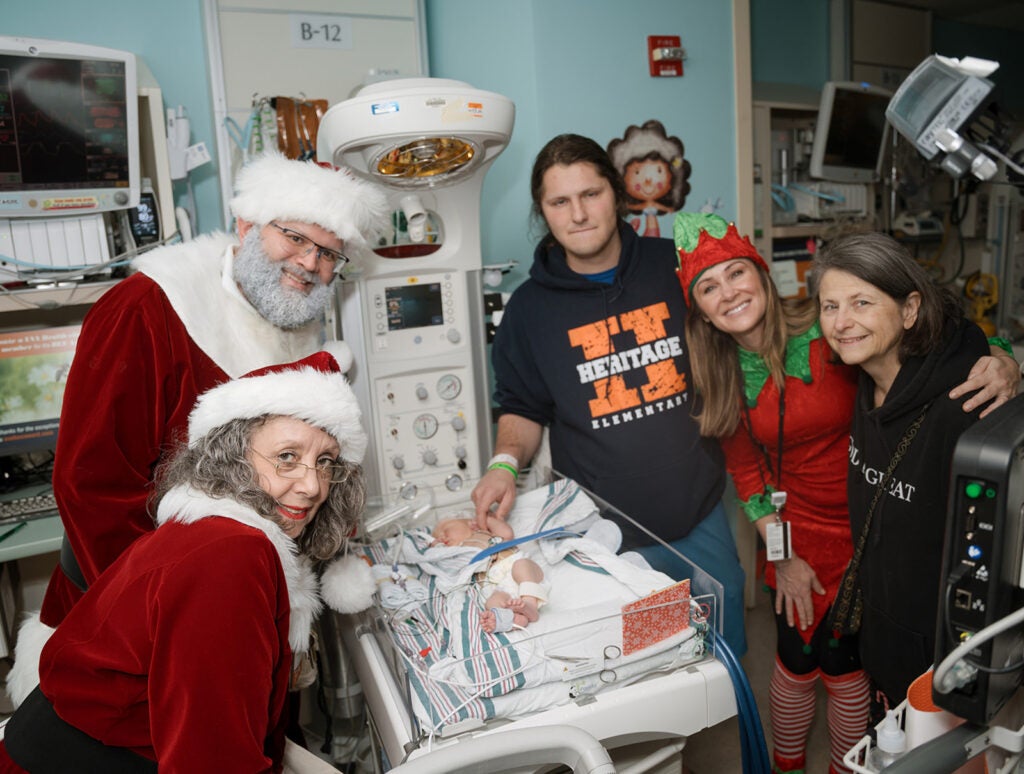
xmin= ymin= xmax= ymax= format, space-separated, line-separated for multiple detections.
xmin=648 ymin=35 xmax=685 ymax=77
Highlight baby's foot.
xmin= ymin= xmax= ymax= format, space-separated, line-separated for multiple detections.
xmin=520 ymin=597 xmax=544 ymax=622
xmin=480 ymin=609 xmax=497 ymax=633
xmin=503 ymin=597 xmax=526 ymax=613
xmin=504 ymin=597 xmax=534 ymax=628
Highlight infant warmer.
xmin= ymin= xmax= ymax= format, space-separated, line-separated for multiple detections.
xmin=317 ymin=78 xmax=514 ymax=510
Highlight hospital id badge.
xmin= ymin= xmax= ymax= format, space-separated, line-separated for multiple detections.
xmin=765 ymin=520 xmax=792 ymax=562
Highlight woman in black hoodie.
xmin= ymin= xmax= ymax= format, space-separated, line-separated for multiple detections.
xmin=812 ymin=232 xmax=989 ymax=713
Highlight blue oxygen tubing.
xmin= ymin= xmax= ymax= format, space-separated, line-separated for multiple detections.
xmin=709 ymin=626 xmax=771 ymax=774
xmin=770 ymin=182 xmax=847 ymax=218
xmin=769 ymin=184 xmax=795 ymax=215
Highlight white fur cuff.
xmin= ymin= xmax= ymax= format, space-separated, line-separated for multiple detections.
xmin=321 ymin=553 xmax=375 ymax=614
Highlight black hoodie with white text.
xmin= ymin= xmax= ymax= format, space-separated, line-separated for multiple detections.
xmin=847 ymin=315 xmax=987 ymax=703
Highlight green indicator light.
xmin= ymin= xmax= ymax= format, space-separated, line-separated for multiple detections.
xmin=965 ymin=482 xmax=982 ymax=499
xmin=986 ymin=488 xmax=996 ymax=499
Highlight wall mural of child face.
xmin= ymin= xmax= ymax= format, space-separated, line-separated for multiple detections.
xmin=607 ymin=119 xmax=692 ymax=239
xmin=624 ymin=158 xmax=672 ymax=206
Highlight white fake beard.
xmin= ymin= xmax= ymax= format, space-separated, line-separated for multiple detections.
xmin=233 ymin=230 xmax=333 ymax=330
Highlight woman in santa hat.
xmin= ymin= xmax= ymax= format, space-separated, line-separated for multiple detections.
xmin=0 ymin=349 xmax=375 ymax=772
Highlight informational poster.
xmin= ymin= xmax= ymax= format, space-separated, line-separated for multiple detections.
xmin=0 ymin=325 xmax=80 ymax=454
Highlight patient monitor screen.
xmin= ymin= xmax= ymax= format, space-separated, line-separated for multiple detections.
xmin=0 ymin=53 xmax=131 ymax=192
xmin=385 ymin=283 xmax=444 ymax=331
xmin=822 ymin=88 xmax=889 ymax=170
xmin=888 ymin=63 xmax=962 ymax=135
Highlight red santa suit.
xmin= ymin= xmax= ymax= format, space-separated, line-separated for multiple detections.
xmin=0 ymin=487 xmax=322 ymax=773
xmin=41 ymin=234 xmax=324 ymax=626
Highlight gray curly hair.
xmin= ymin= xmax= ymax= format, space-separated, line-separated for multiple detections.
xmin=152 ymin=416 xmax=365 ymax=560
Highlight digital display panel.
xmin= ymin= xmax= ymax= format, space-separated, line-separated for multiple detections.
xmin=385 ymin=283 xmax=443 ymax=331
xmin=0 ymin=55 xmax=131 ymax=191
xmin=888 ymin=63 xmax=961 ymax=134
xmin=809 ymin=81 xmax=891 ymax=183
xmin=821 ymin=88 xmax=890 ymax=170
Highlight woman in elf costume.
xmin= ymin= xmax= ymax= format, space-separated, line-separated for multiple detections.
xmin=674 ymin=212 xmax=1018 ymax=774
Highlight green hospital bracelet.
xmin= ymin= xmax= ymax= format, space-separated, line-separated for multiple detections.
xmin=488 ymin=462 xmax=519 ymax=479
xmin=988 ymin=336 xmax=1014 ymax=357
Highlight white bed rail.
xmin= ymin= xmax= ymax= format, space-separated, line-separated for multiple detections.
xmin=387 ymin=725 xmax=615 ymax=774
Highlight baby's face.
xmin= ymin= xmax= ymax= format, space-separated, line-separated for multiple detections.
xmin=432 ymin=518 xmax=475 ymax=546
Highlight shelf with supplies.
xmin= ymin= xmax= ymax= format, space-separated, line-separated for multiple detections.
xmin=751 ymin=85 xmax=879 ymax=299
xmin=752 ymin=85 xmax=820 ymax=264
xmin=752 ymin=86 xmax=879 ymax=249
xmin=770 ymin=223 xmax=829 ymax=240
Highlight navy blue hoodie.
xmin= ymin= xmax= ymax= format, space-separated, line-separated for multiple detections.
xmin=492 ymin=224 xmax=725 ymax=540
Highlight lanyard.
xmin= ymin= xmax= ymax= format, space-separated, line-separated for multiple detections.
xmin=742 ymin=383 xmax=785 ymax=497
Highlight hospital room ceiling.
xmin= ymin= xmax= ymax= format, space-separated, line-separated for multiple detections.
xmin=884 ymin=0 xmax=1024 ymax=31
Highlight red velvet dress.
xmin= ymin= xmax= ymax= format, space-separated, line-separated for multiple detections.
xmin=0 ymin=506 xmax=313 ymax=772
xmin=721 ymin=333 xmax=857 ymax=643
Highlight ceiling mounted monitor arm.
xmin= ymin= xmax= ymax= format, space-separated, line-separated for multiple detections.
xmin=935 ymin=127 xmax=998 ymax=181
xmin=886 ymin=55 xmax=1018 ymax=183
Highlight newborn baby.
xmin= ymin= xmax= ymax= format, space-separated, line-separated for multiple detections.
xmin=432 ymin=516 xmax=548 ymax=633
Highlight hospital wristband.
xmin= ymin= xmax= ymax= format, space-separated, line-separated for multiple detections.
xmin=988 ymin=336 xmax=1014 ymax=357
xmin=488 ymin=453 xmax=519 ymax=469
xmin=488 ymin=462 xmax=519 ymax=479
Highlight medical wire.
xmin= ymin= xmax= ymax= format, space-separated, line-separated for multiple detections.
xmin=378 ymin=536 xmax=651 ymax=733
xmin=978 ymin=143 xmax=1024 ymax=177
xmin=376 ymin=530 xmax=546 ymax=697
xmin=377 ymin=529 xmax=723 ymax=752
xmin=935 ymin=580 xmax=1024 ymax=693
xmin=224 ymin=112 xmax=256 ymax=157
xmin=387 ymin=586 xmax=544 ymax=695
xmin=941 ymin=565 xmax=1024 ymax=675
xmin=709 ymin=623 xmax=771 ymax=774
xmin=385 ymin=615 xmax=543 ymax=739
xmin=719 ymin=633 xmax=768 ymax=774
xmin=415 ymin=604 xmax=706 ymax=742
xmin=418 ymin=597 xmax=707 ymax=727
xmin=0 ymin=232 xmax=177 ymax=279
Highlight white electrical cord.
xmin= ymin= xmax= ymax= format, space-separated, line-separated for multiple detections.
xmin=175 ymin=206 xmax=192 ymax=242
xmin=934 ymin=604 xmax=1024 ymax=693
xmin=978 ymin=143 xmax=1024 ymax=176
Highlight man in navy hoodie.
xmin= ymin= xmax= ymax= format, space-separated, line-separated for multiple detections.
xmin=471 ymin=134 xmax=748 ymax=655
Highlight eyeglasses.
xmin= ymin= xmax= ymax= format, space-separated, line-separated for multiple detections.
xmin=251 ymin=448 xmax=349 ymax=484
xmin=267 ymin=222 xmax=349 ymax=271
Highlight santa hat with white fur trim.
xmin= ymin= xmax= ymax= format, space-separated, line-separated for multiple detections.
xmin=188 ymin=344 xmax=367 ymax=464
xmin=229 ymin=151 xmax=389 ymax=248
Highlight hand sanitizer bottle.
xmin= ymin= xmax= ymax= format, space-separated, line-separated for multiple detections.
xmin=867 ymin=709 xmax=907 ymax=771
